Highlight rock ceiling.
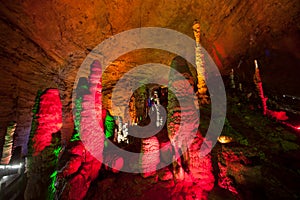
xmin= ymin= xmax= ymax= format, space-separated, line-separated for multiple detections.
xmin=0 ymin=0 xmax=299 ymax=153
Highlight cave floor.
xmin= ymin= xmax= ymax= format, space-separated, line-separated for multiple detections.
xmin=84 ymin=96 xmax=300 ymax=200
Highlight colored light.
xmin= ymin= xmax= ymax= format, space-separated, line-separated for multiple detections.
xmin=217 ymin=136 xmax=233 ymax=144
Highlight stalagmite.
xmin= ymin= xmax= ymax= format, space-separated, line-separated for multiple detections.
xmin=193 ymin=20 xmax=209 ymax=105
xmin=31 ymin=89 xmax=62 ymax=156
xmin=150 ymin=90 xmax=163 ymax=128
xmin=167 ymin=55 xmax=214 ymax=198
xmin=25 ymin=89 xmax=62 ymax=200
xmin=167 ymin=56 xmax=197 ymax=180
xmin=253 ymin=60 xmax=268 ymax=115
xmin=117 ymin=116 xmax=123 ymax=143
xmin=103 ymin=109 xmax=115 ymax=140
xmin=253 ymin=60 xmax=288 ymax=121
xmin=230 ymin=68 xmax=236 ymax=90
xmin=140 ymin=136 xmax=160 ymax=178
xmin=1 ymin=121 xmax=17 ymax=164
xmin=78 ymin=59 xmax=105 ymax=160
xmin=58 ymin=60 xmax=103 ymax=200
xmin=129 ymin=95 xmax=137 ymax=125
xmin=71 ymin=77 xmax=89 ymax=142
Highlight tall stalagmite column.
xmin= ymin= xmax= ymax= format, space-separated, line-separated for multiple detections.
xmin=140 ymin=135 xmax=160 ymax=178
xmin=129 ymin=95 xmax=137 ymax=125
xmin=80 ymin=59 xmax=105 ymax=162
xmin=193 ymin=20 xmax=209 ymax=105
xmin=25 ymin=89 xmax=62 ymax=200
xmin=58 ymin=60 xmax=104 ymax=200
xmin=254 ymin=60 xmax=268 ymax=115
xmin=167 ymin=56 xmax=214 ymax=199
xmin=167 ymin=56 xmax=199 ymax=180
xmin=1 ymin=121 xmax=17 ymax=164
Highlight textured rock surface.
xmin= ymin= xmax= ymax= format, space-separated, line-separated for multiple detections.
xmin=58 ymin=140 xmax=102 ymax=200
xmin=0 ymin=0 xmax=299 ymax=155
xmin=140 ymin=135 xmax=160 ymax=178
xmin=25 ymin=89 xmax=62 ymax=200
xmin=167 ymin=56 xmax=215 ymax=198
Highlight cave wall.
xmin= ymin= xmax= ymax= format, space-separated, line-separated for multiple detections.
xmin=0 ymin=0 xmax=299 ymax=154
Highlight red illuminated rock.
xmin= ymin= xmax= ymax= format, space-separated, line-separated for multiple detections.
xmin=58 ymin=60 xmax=104 ymax=200
xmin=32 ymin=89 xmax=62 ymax=156
xmin=59 ymin=140 xmax=101 ymax=200
xmin=140 ymin=136 xmax=160 ymax=178
xmin=167 ymin=56 xmax=214 ymax=198
xmin=25 ymin=88 xmax=62 ymax=199
xmin=80 ymin=60 xmax=104 ymax=160
xmin=0 ymin=0 xmax=298 ymax=158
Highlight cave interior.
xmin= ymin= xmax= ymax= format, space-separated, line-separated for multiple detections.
xmin=0 ymin=0 xmax=299 ymax=199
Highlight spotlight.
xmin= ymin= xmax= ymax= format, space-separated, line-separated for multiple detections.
xmin=217 ymin=136 xmax=233 ymax=144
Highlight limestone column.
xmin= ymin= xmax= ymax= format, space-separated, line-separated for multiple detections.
xmin=25 ymin=89 xmax=62 ymax=200
xmin=193 ymin=20 xmax=209 ymax=105
xmin=1 ymin=121 xmax=17 ymax=164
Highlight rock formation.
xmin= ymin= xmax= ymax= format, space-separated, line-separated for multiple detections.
xmin=1 ymin=121 xmax=17 ymax=164
xmin=25 ymin=88 xmax=62 ymax=200
xmin=0 ymin=1 xmax=299 ymax=199
xmin=0 ymin=0 xmax=298 ymax=152
xmin=167 ymin=56 xmax=214 ymax=198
